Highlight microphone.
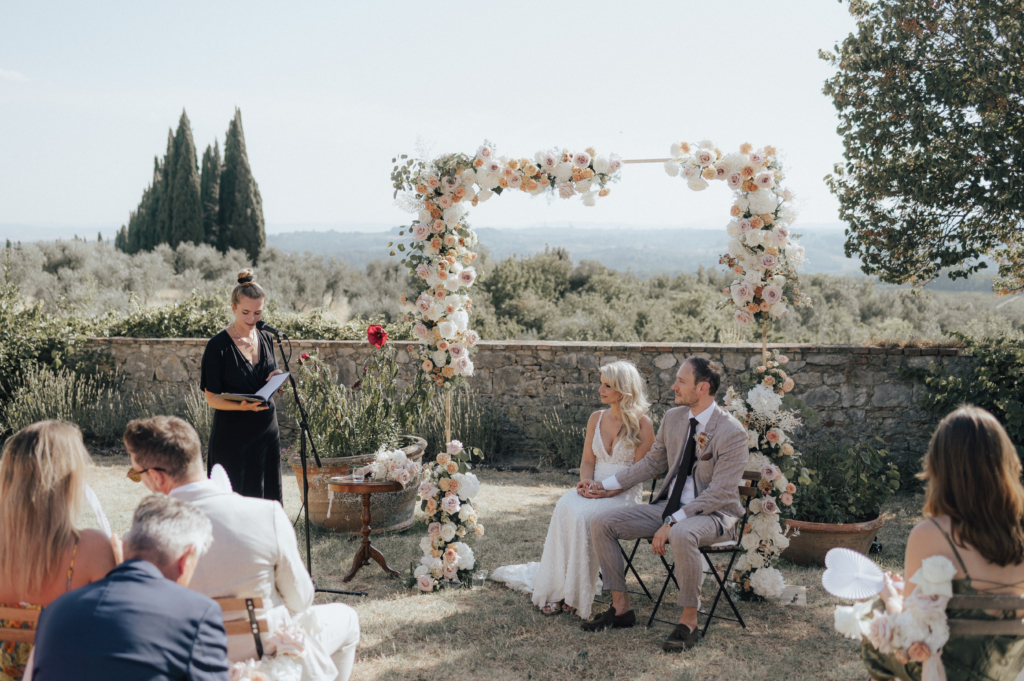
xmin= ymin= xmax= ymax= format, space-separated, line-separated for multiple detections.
xmin=255 ymin=320 xmax=288 ymax=338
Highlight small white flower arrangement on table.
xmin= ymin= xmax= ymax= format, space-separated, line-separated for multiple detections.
xmin=366 ymin=447 xmax=423 ymax=487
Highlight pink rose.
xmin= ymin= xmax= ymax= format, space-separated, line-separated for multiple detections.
xmin=760 ymin=465 xmax=777 ymax=481
xmin=760 ymin=253 xmax=778 ymax=270
xmin=476 ymin=145 xmax=492 ymax=159
xmin=508 ymin=174 xmax=523 ymax=188
xmin=419 ymin=481 xmax=437 ymax=498
xmin=415 ymin=264 xmax=431 ymax=279
xmin=748 ymin=150 xmax=766 ymax=166
xmin=738 ymin=218 xmax=752 ymax=233
xmin=427 ymin=522 xmax=441 ymax=536
xmin=416 ymin=294 xmax=433 ymax=314
xmin=558 ymin=184 xmax=576 ymax=199
xmin=447 ymin=440 xmax=464 ymax=455
xmin=734 ymin=309 xmax=753 ymax=326
xmin=437 ymin=195 xmax=452 ymax=209
xmin=776 ymin=354 xmax=789 ymax=364
xmin=442 ymin=175 xmax=458 ymax=191
xmin=417 ymin=574 xmax=435 ymax=591
xmin=609 ymin=155 xmax=622 ymax=172
xmin=766 ymin=430 xmax=781 ymax=444
xmin=433 ymin=288 xmax=446 ymax=300
xmin=774 ymin=226 xmax=790 ymax=242
xmin=696 ymin=149 xmax=715 ymax=166
xmin=486 ymin=160 xmax=501 ymax=173
xmin=541 ymin=153 xmax=558 ymax=170
xmin=714 ymin=163 xmax=728 ymax=179
xmin=780 ymin=492 xmax=793 ymax=506
xmin=760 ymin=496 xmax=779 ymax=514
xmin=413 ymin=322 xmax=429 ymax=339
xmin=908 ymin=642 xmax=932 ymax=663
xmin=444 ymin=546 xmax=459 ymax=564
xmin=443 ymin=235 xmax=458 ymax=247
xmin=442 ymin=564 xmax=458 ymax=580
xmin=762 ymin=285 xmax=783 ymax=305
xmin=421 ymin=360 xmax=434 ymax=372
xmin=465 ymin=330 xmax=480 ymax=346
xmin=412 ymin=223 xmax=430 ymax=241
xmin=455 ymin=356 xmax=473 ymax=375
xmin=727 ymin=172 xmax=743 ymax=190
xmin=459 ymin=268 xmax=477 ymax=286
xmin=573 ymin=151 xmax=591 ymax=168
xmin=448 ymin=343 xmax=466 ymax=359
xmin=755 ymin=171 xmax=775 ymax=189
xmin=442 ymin=495 xmax=461 ymax=514
xmin=427 ymin=177 xmax=440 ymax=188
xmin=397 ymin=470 xmax=412 ymax=485
xmin=783 ymin=377 xmax=795 ymax=392
xmin=785 ymin=483 xmax=796 ymax=494
xmin=866 ymin=612 xmax=895 ymax=654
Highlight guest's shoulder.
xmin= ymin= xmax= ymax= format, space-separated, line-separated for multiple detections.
xmin=205 ymin=329 xmax=231 ymax=348
xmin=910 ymin=516 xmax=948 ymax=542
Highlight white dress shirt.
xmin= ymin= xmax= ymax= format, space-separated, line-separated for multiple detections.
xmin=602 ymin=401 xmax=715 ymax=524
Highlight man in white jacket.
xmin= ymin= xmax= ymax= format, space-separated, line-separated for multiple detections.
xmin=122 ymin=415 xmax=360 ymax=681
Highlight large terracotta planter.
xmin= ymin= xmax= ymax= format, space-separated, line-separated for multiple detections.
xmin=288 ymin=435 xmax=427 ymax=535
xmin=781 ymin=515 xmax=886 ymax=567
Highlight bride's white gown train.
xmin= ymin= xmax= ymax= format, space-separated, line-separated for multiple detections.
xmin=491 ymin=411 xmax=642 ymax=620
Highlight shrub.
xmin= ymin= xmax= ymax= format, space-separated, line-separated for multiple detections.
xmin=416 ymin=390 xmax=503 ymax=462
xmin=790 ymin=437 xmax=900 ymax=524
xmin=539 ymin=407 xmax=588 ymax=469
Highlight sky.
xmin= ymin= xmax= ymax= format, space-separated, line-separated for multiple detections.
xmin=0 ymin=1 xmax=859 ymax=238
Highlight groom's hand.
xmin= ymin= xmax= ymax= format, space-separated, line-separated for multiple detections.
xmin=652 ymin=524 xmax=672 ymax=556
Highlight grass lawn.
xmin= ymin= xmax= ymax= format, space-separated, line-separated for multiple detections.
xmin=84 ymin=456 xmax=923 ymax=681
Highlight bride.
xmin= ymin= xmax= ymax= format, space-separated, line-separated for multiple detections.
xmin=492 ymin=360 xmax=654 ymax=619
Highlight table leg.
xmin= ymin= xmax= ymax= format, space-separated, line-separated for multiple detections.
xmin=342 ymin=492 xmax=374 ymax=583
xmin=368 ymin=544 xmax=402 ymax=579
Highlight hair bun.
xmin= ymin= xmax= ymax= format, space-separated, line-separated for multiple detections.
xmin=236 ymin=268 xmax=255 ymax=285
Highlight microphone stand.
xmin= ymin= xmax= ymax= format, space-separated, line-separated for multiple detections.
xmin=268 ymin=328 xmax=366 ymax=598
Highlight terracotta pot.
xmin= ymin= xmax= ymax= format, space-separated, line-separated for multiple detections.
xmin=781 ymin=515 xmax=886 ymax=567
xmin=288 ymin=435 xmax=427 ymax=535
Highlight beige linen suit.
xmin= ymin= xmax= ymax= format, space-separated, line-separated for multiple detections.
xmin=174 ymin=483 xmax=360 ymax=681
xmin=590 ymin=402 xmax=749 ymax=608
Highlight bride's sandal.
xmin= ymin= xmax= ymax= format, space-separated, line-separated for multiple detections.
xmin=561 ymin=603 xmax=576 ymax=613
xmin=541 ymin=602 xmax=564 ymax=616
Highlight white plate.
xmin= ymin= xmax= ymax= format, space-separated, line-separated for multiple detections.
xmin=821 ymin=547 xmax=885 ymax=600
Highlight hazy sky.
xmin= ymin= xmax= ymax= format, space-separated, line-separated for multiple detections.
xmin=1 ymin=1 xmax=858 ymax=236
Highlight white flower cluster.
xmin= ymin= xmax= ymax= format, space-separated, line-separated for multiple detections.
xmin=399 ymin=144 xmax=622 ymax=388
xmin=368 ymin=447 xmax=423 ymax=486
xmin=748 ymin=566 xmax=786 ymax=600
xmin=228 ymin=622 xmax=308 ymax=680
xmin=664 ymin=140 xmax=810 ymax=328
xmin=836 ymin=556 xmax=955 ymax=664
xmin=413 ymin=440 xmax=485 ymax=592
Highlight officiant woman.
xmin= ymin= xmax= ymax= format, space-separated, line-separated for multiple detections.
xmin=201 ymin=268 xmax=283 ymax=502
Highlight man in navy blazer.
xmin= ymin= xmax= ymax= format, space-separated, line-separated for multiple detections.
xmin=30 ymin=494 xmax=229 ymax=681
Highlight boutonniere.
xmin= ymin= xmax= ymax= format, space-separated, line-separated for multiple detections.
xmin=695 ymin=431 xmax=712 ymax=452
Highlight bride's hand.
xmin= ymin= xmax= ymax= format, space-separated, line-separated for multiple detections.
xmin=576 ymin=480 xmax=595 ymax=496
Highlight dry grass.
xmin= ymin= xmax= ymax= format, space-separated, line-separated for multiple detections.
xmin=83 ymin=456 xmax=924 ymax=681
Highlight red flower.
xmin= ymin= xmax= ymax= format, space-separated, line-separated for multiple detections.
xmin=367 ymin=324 xmax=387 ymax=349
xmin=300 ymin=352 xmax=309 ymax=360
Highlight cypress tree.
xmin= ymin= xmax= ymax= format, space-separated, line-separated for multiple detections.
xmin=97 ymin=231 xmax=103 ymax=243
xmin=168 ymin=110 xmax=203 ymax=247
xmin=200 ymin=141 xmax=221 ymax=247
xmin=218 ymin=109 xmax=265 ymax=262
xmin=155 ymin=129 xmax=177 ymax=245
xmin=114 ymin=225 xmax=127 ymax=251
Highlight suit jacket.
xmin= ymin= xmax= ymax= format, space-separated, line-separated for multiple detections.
xmin=616 ymin=402 xmax=749 ymax=531
xmin=172 ymin=482 xmax=314 ymax=662
xmin=31 ymin=560 xmax=228 ymax=681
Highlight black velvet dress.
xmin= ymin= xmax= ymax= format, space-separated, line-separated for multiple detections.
xmin=200 ymin=329 xmax=283 ymax=503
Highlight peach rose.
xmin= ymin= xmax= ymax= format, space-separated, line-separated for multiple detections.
xmin=427 ymin=177 xmax=440 ymax=188
xmin=756 ymin=365 xmax=766 ymax=373
xmin=763 ymin=376 xmax=775 ymax=387
xmin=785 ymin=483 xmax=796 ymax=494
xmin=908 ymin=642 xmax=931 ymax=663
xmin=730 ymin=205 xmax=742 ymax=217
xmin=436 ymin=453 xmax=450 ymax=465
xmin=741 ymin=165 xmax=755 ymax=179
xmin=679 ymin=142 xmax=692 ymax=153
xmin=783 ymin=377 xmax=795 ymax=392
xmin=766 ymin=429 xmax=781 ymax=444
xmin=475 ymin=525 xmax=485 ymax=536
xmin=425 ymin=499 xmax=437 ymax=514
xmin=781 ymin=444 xmax=795 ymax=456
xmin=759 ymin=301 xmax=771 ymax=312
xmin=762 ymin=213 xmax=774 ymax=226
xmin=780 ymin=493 xmax=793 ymax=506
xmin=446 ymin=461 xmax=459 ymax=474
xmin=448 ymin=479 xmax=460 ymax=493
xmin=438 ymin=477 xmax=451 ymax=492
xmin=739 ymin=142 xmax=753 ymax=154
xmin=598 ymin=188 xmax=610 ymax=197
xmin=422 ymin=360 xmax=434 ymax=372
xmin=415 ymin=184 xmax=428 ymax=194
xmin=747 ymin=303 xmax=759 ymax=313
xmin=702 ymin=166 xmax=716 ymax=179
xmin=442 ymin=366 xmax=455 ymax=378
xmin=750 ymin=216 xmax=764 ymax=229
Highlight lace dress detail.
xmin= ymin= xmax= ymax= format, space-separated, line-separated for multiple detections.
xmin=492 ymin=410 xmax=643 ymax=619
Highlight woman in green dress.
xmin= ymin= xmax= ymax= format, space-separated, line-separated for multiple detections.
xmin=862 ymin=406 xmax=1024 ymax=680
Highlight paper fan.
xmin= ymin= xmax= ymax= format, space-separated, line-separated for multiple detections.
xmin=821 ymin=547 xmax=885 ymax=600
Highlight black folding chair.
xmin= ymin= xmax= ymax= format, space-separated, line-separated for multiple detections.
xmin=647 ymin=471 xmax=762 ymax=634
xmin=596 ymin=476 xmax=660 ymax=605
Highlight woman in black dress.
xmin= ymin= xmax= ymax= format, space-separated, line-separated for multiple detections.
xmin=201 ymin=268 xmax=283 ymax=502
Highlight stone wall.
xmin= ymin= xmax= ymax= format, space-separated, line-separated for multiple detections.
xmin=83 ymin=337 xmax=970 ymax=471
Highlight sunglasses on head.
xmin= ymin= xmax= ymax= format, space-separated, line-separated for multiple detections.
xmin=126 ymin=466 xmax=167 ymax=483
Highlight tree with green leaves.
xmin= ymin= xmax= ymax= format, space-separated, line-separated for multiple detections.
xmin=200 ymin=141 xmax=221 ymax=248
xmin=168 ymin=110 xmax=203 ymax=247
xmin=821 ymin=0 xmax=1024 ymax=294
xmin=114 ymin=226 xmax=127 ymax=251
xmin=218 ymin=109 xmax=265 ymax=263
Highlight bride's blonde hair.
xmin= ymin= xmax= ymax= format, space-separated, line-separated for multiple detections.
xmin=599 ymin=361 xmax=651 ymax=450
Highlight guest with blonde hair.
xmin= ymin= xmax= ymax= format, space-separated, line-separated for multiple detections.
xmin=0 ymin=421 xmax=116 ymax=681
xmin=492 ymin=360 xmax=655 ymax=619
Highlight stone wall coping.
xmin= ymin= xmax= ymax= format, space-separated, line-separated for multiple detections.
xmin=83 ymin=337 xmax=963 ymax=356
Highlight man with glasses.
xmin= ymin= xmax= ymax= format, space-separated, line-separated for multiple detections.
xmin=123 ymin=416 xmax=359 ymax=681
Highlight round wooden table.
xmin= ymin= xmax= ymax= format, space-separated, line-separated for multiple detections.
xmin=326 ymin=478 xmax=404 ymax=582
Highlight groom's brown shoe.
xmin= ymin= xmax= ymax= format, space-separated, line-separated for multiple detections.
xmin=580 ymin=607 xmax=636 ymax=632
xmin=662 ymin=623 xmax=701 ymax=652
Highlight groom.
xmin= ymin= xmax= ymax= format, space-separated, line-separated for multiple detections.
xmin=577 ymin=356 xmax=749 ymax=652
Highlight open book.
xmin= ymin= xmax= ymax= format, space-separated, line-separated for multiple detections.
xmin=218 ymin=371 xmax=290 ymax=403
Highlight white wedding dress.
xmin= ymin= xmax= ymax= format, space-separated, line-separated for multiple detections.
xmin=492 ymin=411 xmax=643 ymax=620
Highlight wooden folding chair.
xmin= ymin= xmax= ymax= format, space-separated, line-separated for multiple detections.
xmin=0 ymin=605 xmax=40 ymax=644
xmin=647 ymin=471 xmax=762 ymax=633
xmin=947 ymin=594 xmax=1024 ymax=636
xmin=216 ymin=597 xmax=268 ymax=659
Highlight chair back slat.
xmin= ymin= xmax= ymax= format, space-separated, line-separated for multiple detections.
xmin=738 ymin=487 xmax=758 ymax=498
xmin=948 ymin=619 xmax=1024 ymax=636
xmin=215 ymin=597 xmax=265 ymax=612
xmin=224 ymin=619 xmax=269 ymax=636
xmin=0 ymin=627 xmax=35 ymax=644
xmin=949 ymin=594 xmax=1024 ymax=611
xmin=0 ymin=607 xmax=40 ymax=622
xmin=741 ymin=471 xmax=761 ymax=481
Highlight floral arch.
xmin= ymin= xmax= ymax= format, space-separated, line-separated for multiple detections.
xmin=391 ymin=140 xmax=812 ymax=600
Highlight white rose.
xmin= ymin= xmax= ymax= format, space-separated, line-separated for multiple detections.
xmin=680 ymin=162 xmax=698 ymax=179
xmin=747 ymin=384 xmax=783 ymax=416
xmin=698 ymin=139 xmax=715 ymax=150
xmin=477 ymin=187 xmax=495 ymax=202
xmin=450 ymin=310 xmax=469 ymax=331
xmin=834 ymin=601 xmax=873 ymax=640
xmin=455 ymin=472 xmax=480 ymax=500
xmin=749 ymin=567 xmax=786 ymax=600
xmin=769 ymin=302 xmax=788 ymax=318
xmin=748 ymin=498 xmax=763 ymax=515
xmin=558 ymin=184 xmax=576 ymax=199
xmin=747 ymin=430 xmax=759 ymax=449
xmin=744 ymin=229 xmax=765 ymax=247
xmin=695 ymin=149 xmax=715 ymax=166
xmin=419 ymin=536 xmax=433 ymax=555
xmin=726 ymin=221 xmax=740 ymax=239
xmin=581 ymin=191 xmax=597 ymax=207
xmin=432 ymin=349 xmax=448 ymax=367
xmin=909 ymin=556 xmax=957 ymax=597
xmin=664 ymin=160 xmax=680 ymax=177
xmin=747 ymin=190 xmax=778 ymax=215
xmin=669 ymin=142 xmax=683 ymax=157
xmin=593 ymin=156 xmax=610 ymax=174
xmin=553 ymin=162 xmax=573 ymax=183
xmin=728 ymin=239 xmax=746 ymax=259
xmin=414 ymin=564 xmax=430 ymax=578
xmin=782 ymin=187 xmax=795 ymax=202
xmin=440 ymin=522 xmax=457 ymax=542
xmin=688 ymin=177 xmax=709 ymax=191
xmin=437 ymin=321 xmax=457 ymax=339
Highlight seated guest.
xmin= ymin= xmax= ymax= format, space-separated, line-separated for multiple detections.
xmin=30 ymin=494 xmax=228 ymax=681
xmin=863 ymin=405 xmax=1024 ymax=680
xmin=0 ymin=421 xmax=117 ymax=681
xmin=123 ymin=416 xmax=360 ymax=681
